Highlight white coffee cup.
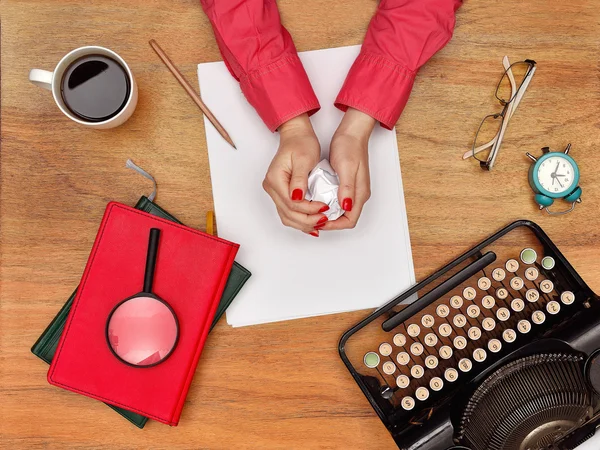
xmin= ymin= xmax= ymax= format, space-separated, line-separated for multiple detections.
xmin=29 ymin=46 xmax=138 ymax=129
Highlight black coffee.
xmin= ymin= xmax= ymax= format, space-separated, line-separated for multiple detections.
xmin=61 ymin=54 xmax=130 ymax=122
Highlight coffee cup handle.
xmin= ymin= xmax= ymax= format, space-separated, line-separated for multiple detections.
xmin=29 ymin=69 xmax=53 ymax=91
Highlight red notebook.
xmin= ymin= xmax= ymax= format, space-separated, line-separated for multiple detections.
xmin=48 ymin=202 xmax=239 ymax=425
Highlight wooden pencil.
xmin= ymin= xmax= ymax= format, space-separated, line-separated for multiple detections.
xmin=149 ymin=39 xmax=237 ymax=150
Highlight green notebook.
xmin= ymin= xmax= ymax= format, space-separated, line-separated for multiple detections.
xmin=31 ymin=196 xmax=251 ymax=428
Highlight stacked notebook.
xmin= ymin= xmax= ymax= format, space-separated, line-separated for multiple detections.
xmin=32 ymin=197 xmax=251 ymax=427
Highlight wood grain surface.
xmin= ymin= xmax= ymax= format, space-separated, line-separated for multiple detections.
xmin=1 ymin=0 xmax=599 ymax=448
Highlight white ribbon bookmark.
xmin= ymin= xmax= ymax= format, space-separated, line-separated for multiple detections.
xmin=125 ymin=159 xmax=157 ymax=201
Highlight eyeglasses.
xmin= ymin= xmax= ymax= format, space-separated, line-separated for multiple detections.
xmin=464 ymin=57 xmax=536 ymax=170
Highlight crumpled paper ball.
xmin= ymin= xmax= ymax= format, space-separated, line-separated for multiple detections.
xmin=305 ymin=159 xmax=345 ymax=220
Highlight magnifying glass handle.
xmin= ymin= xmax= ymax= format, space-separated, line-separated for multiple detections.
xmin=143 ymin=228 xmax=161 ymax=293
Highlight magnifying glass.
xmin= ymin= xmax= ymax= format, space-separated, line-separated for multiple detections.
xmin=106 ymin=228 xmax=179 ymax=367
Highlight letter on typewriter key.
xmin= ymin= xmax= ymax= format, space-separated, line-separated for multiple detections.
xmin=526 ymin=289 xmax=539 ymax=303
xmin=478 ymin=277 xmax=492 ymax=290
xmin=463 ymin=287 xmax=476 ymax=301
xmin=415 ymin=387 xmax=430 ymax=401
xmin=439 ymin=345 xmax=453 ymax=359
xmin=444 ymin=367 xmax=459 ymax=382
xmin=518 ymin=319 xmax=532 ymax=334
xmin=436 ymin=304 xmax=450 ymax=318
xmin=510 ymin=277 xmax=524 ymax=291
xmin=430 ymin=377 xmax=444 ymax=391
xmin=411 ymin=364 xmax=424 ymax=379
xmin=496 ymin=307 xmax=510 ymax=321
xmin=540 ymin=279 xmax=554 ymax=294
xmin=468 ymin=327 xmax=482 ymax=341
xmin=532 ymin=310 xmax=546 ymax=325
xmin=407 ymin=324 xmax=421 ymax=337
xmin=393 ymin=333 xmax=407 ymax=347
xmin=473 ymin=348 xmax=487 ymax=363
xmin=525 ymin=267 xmax=539 ymax=281
xmin=397 ymin=352 xmax=410 ymax=366
xmin=401 ymin=396 xmax=415 ymax=411
xmin=410 ymin=342 xmax=424 ymax=356
xmin=379 ymin=343 xmax=393 ymax=356
xmin=506 ymin=259 xmax=519 ymax=273
xmin=439 ymin=323 xmax=452 ymax=337
xmin=482 ymin=317 xmax=496 ymax=331
xmin=424 ymin=333 xmax=437 ymax=347
xmin=492 ymin=268 xmax=506 ymax=282
xmin=482 ymin=295 xmax=495 ymax=309
xmin=450 ymin=295 xmax=464 ymax=309
xmin=546 ymin=300 xmax=561 ymax=315
xmin=467 ymin=305 xmax=481 ymax=318
xmin=382 ymin=361 xmax=396 ymax=375
xmin=511 ymin=298 xmax=525 ymax=312
xmin=488 ymin=338 xmax=502 ymax=353
xmin=421 ymin=314 xmax=435 ymax=328
xmin=459 ymin=358 xmax=473 ymax=372
xmin=502 ymin=329 xmax=517 ymax=343
xmin=561 ymin=291 xmax=575 ymax=305
xmin=396 ymin=374 xmax=410 ymax=389
xmin=454 ymin=336 xmax=468 ymax=350
xmin=496 ymin=287 xmax=509 ymax=300
xmin=425 ymin=355 xmax=439 ymax=369
xmin=453 ymin=314 xmax=467 ymax=328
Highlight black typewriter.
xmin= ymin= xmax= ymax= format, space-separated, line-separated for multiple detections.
xmin=339 ymin=221 xmax=600 ymax=450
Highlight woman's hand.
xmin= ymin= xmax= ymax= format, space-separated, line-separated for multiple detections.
xmin=262 ymin=114 xmax=330 ymax=237
xmin=321 ymin=108 xmax=376 ymax=231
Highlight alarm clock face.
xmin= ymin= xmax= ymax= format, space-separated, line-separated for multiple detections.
xmin=537 ymin=156 xmax=575 ymax=194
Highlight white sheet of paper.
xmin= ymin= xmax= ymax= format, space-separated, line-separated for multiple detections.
xmin=197 ymin=45 xmax=415 ymax=327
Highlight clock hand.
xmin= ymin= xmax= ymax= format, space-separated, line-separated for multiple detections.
xmin=556 ymin=178 xmax=564 ymax=188
xmin=553 ymin=161 xmax=560 ymax=175
xmin=555 ymin=173 xmax=565 ymax=177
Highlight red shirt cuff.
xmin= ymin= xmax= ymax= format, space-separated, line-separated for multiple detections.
xmin=239 ymin=54 xmax=320 ymax=132
xmin=335 ymin=52 xmax=416 ymax=130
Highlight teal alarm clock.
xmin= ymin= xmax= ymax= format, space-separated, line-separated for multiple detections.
xmin=526 ymin=143 xmax=582 ymax=215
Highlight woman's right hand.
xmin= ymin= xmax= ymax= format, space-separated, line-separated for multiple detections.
xmin=262 ymin=114 xmax=330 ymax=237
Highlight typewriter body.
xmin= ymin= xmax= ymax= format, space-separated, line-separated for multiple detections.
xmin=340 ymin=221 xmax=600 ymax=450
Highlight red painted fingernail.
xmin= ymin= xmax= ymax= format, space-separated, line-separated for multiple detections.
xmin=342 ymin=198 xmax=353 ymax=211
xmin=317 ymin=216 xmax=328 ymax=225
xmin=314 ymin=223 xmax=326 ymax=230
xmin=318 ymin=205 xmax=330 ymax=213
xmin=291 ymin=189 xmax=303 ymax=201
xmin=309 ymin=231 xmax=319 ymax=237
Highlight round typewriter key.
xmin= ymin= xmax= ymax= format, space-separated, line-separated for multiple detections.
xmin=450 ymin=296 xmax=464 ymax=309
xmin=502 ymin=329 xmax=517 ymax=343
xmin=496 ymin=307 xmax=510 ymax=321
xmin=444 ymin=367 xmax=458 ymax=382
xmin=463 ymin=287 xmax=476 ymax=301
xmin=411 ymin=364 xmax=424 ymax=379
xmin=525 ymin=267 xmax=539 ymax=281
xmin=473 ymin=348 xmax=487 ymax=363
xmin=561 ymin=291 xmax=575 ymax=305
xmin=439 ymin=323 xmax=452 ymax=337
xmin=453 ymin=314 xmax=467 ymax=328
xmin=430 ymin=377 xmax=444 ymax=391
xmin=393 ymin=333 xmax=407 ymax=347
xmin=478 ymin=277 xmax=492 ymax=290
xmin=439 ymin=345 xmax=453 ymax=359
xmin=541 ymin=256 xmax=555 ymax=270
xmin=425 ymin=355 xmax=439 ymax=369
xmin=482 ymin=317 xmax=496 ymax=331
xmin=520 ymin=248 xmax=537 ymax=265
xmin=454 ymin=336 xmax=468 ymax=350
xmin=488 ymin=338 xmax=502 ymax=353
xmin=424 ymin=333 xmax=438 ymax=347
xmin=506 ymin=259 xmax=519 ymax=273
xmin=496 ymin=288 xmax=509 ymax=300
xmin=518 ymin=319 xmax=532 ymax=334
xmin=397 ymin=352 xmax=410 ymax=366
xmin=546 ymin=300 xmax=560 ymax=315
xmin=364 ymin=352 xmax=380 ymax=368
xmin=396 ymin=374 xmax=410 ymax=389
xmin=436 ymin=304 xmax=450 ymax=318
xmin=467 ymin=305 xmax=481 ymax=318
xmin=510 ymin=277 xmax=524 ymax=291
xmin=468 ymin=326 xmax=481 ymax=341
xmin=540 ymin=279 xmax=554 ymax=294
xmin=492 ymin=268 xmax=506 ymax=282
xmin=401 ymin=396 xmax=415 ymax=410
xmin=407 ymin=324 xmax=421 ymax=337
xmin=382 ymin=361 xmax=396 ymax=375
xmin=421 ymin=314 xmax=435 ymax=328
xmin=482 ymin=295 xmax=495 ymax=309
xmin=525 ymin=289 xmax=539 ymax=303
xmin=379 ymin=343 xmax=393 ymax=356
xmin=532 ymin=310 xmax=546 ymax=325
xmin=410 ymin=342 xmax=424 ymax=356
xmin=380 ymin=385 xmax=394 ymax=400
xmin=415 ymin=387 xmax=430 ymax=401
xmin=459 ymin=358 xmax=473 ymax=372
xmin=511 ymin=298 xmax=525 ymax=312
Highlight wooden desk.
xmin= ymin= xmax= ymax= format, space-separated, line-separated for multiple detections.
xmin=1 ymin=0 xmax=599 ymax=448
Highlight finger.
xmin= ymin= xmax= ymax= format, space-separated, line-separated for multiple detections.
xmin=335 ymin=159 xmax=358 ymax=213
xmin=306 ymin=230 xmax=320 ymax=238
xmin=265 ymin=165 xmax=327 ymax=215
xmin=289 ymin=152 xmax=317 ymax=203
xmin=268 ymin=186 xmax=328 ymax=232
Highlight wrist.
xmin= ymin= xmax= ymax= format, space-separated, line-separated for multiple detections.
xmin=278 ymin=113 xmax=314 ymax=138
xmin=336 ymin=108 xmax=376 ymax=143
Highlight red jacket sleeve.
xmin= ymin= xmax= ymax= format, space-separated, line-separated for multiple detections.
xmin=335 ymin=0 xmax=462 ymax=129
xmin=200 ymin=0 xmax=320 ymax=132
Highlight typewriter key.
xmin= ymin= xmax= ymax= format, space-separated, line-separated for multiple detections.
xmin=518 ymin=319 xmax=532 ymax=334
xmin=546 ymin=300 xmax=560 ymax=315
xmin=488 ymin=338 xmax=502 ymax=353
xmin=450 ymin=296 xmax=464 ymax=309
xmin=421 ymin=314 xmax=435 ymax=328
xmin=410 ymin=342 xmax=424 ymax=356
xmin=439 ymin=324 xmax=452 ymax=337
xmin=415 ymin=387 xmax=430 ymax=401
xmin=453 ymin=314 xmax=467 ymax=328
xmin=444 ymin=367 xmax=459 ymax=382
xmin=526 ymin=289 xmax=539 ymax=303
xmin=478 ymin=277 xmax=492 ymax=290
xmin=393 ymin=333 xmax=407 ymax=347
xmin=502 ymin=329 xmax=517 ymax=343
xmin=540 ymin=279 xmax=554 ymax=294
xmin=482 ymin=317 xmax=496 ymax=331
xmin=520 ymin=248 xmax=537 ymax=264
xmin=541 ymin=256 xmax=555 ymax=270
xmin=364 ymin=352 xmax=380 ymax=368
xmin=407 ymin=324 xmax=421 ymax=337
xmin=482 ymin=295 xmax=495 ymax=309
xmin=430 ymin=377 xmax=444 ymax=391
xmin=380 ymin=385 xmax=394 ymax=400
xmin=439 ymin=345 xmax=453 ymax=359
xmin=467 ymin=305 xmax=480 ymax=318
xmin=561 ymin=291 xmax=575 ymax=305
xmin=496 ymin=288 xmax=509 ymax=300
xmin=525 ymin=267 xmax=539 ymax=281
xmin=396 ymin=374 xmax=410 ymax=389
xmin=424 ymin=333 xmax=438 ymax=347
xmin=411 ymin=365 xmax=424 ymax=379
xmin=379 ymin=343 xmax=393 ymax=356
xmin=532 ymin=310 xmax=546 ymax=325
xmin=511 ymin=299 xmax=525 ymax=312
xmin=401 ymin=396 xmax=415 ymax=410
xmin=496 ymin=307 xmax=510 ymax=321
xmin=425 ymin=355 xmax=439 ymax=369
xmin=382 ymin=361 xmax=396 ymax=375
xmin=506 ymin=259 xmax=519 ymax=273
xmin=492 ymin=268 xmax=506 ymax=281
xmin=454 ymin=336 xmax=468 ymax=350
xmin=436 ymin=304 xmax=450 ymax=318
xmin=468 ymin=327 xmax=482 ymax=340
xmin=473 ymin=348 xmax=487 ymax=362
xmin=463 ymin=287 xmax=476 ymax=301
xmin=459 ymin=358 xmax=473 ymax=372
xmin=397 ymin=352 xmax=410 ymax=366
xmin=510 ymin=277 xmax=524 ymax=291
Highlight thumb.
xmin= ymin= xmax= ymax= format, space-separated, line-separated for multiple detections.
xmin=335 ymin=160 xmax=357 ymax=212
xmin=289 ymin=152 xmax=316 ymax=202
